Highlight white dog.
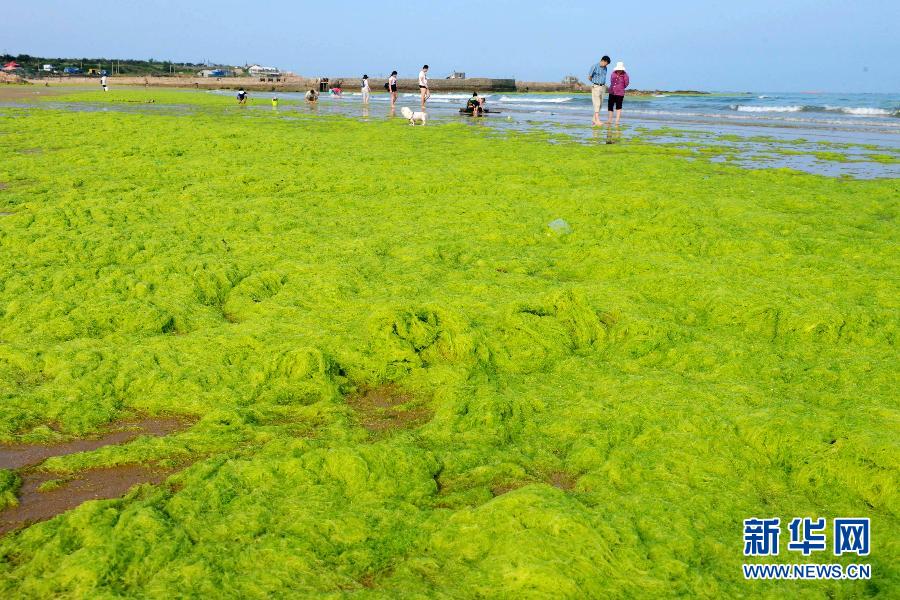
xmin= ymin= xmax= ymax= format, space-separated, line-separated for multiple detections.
xmin=400 ymin=106 xmax=427 ymax=126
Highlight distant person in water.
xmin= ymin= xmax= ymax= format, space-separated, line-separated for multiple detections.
xmin=237 ymin=88 xmax=248 ymax=105
xmin=467 ymin=92 xmax=484 ymax=116
xmin=271 ymin=96 xmax=278 ymax=108
xmin=588 ymin=55 xmax=610 ymax=126
xmin=418 ymin=65 xmax=430 ymax=110
xmin=100 ymin=74 xmax=109 ymax=92
xmin=387 ymin=71 xmax=399 ymax=108
xmin=607 ymin=62 xmax=630 ymax=126
xmin=305 ymin=89 xmax=319 ymax=102
xmin=331 ymin=82 xmax=343 ymax=97
xmin=361 ymin=75 xmax=370 ymax=105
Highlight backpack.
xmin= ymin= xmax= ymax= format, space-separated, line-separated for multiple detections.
xmin=383 ymin=82 xmax=389 ymax=90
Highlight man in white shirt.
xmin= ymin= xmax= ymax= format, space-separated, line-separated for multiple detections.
xmin=100 ymin=74 xmax=108 ymax=92
xmin=418 ymin=65 xmax=429 ymax=110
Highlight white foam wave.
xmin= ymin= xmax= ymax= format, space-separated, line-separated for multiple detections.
xmin=497 ymin=96 xmax=573 ymax=104
xmin=731 ymin=105 xmax=803 ymax=113
xmin=403 ymin=93 xmax=471 ymax=100
xmin=824 ymin=105 xmax=894 ymax=116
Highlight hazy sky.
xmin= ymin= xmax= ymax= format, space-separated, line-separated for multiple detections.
xmin=4 ymin=0 xmax=899 ymax=92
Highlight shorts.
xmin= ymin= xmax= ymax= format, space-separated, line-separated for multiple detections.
xmin=390 ymin=85 xmax=398 ymax=92
xmin=591 ymin=84 xmax=606 ymax=112
xmin=608 ymin=94 xmax=624 ymax=111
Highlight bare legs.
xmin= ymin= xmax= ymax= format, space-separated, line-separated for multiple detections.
xmin=606 ymin=108 xmax=621 ymax=127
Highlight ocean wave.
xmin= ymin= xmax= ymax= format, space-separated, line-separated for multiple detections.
xmin=731 ymin=105 xmax=804 ymax=113
xmin=497 ymin=96 xmax=573 ymax=104
xmin=823 ymin=105 xmax=896 ymax=116
xmin=731 ymin=104 xmax=898 ymax=117
xmin=403 ymin=93 xmax=471 ymax=100
xmin=629 ymin=108 xmax=900 ymax=129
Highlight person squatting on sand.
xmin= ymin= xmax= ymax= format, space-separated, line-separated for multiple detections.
xmin=607 ymin=61 xmax=630 ymax=126
xmin=361 ymin=75 xmax=370 ymax=104
xmin=467 ymin=92 xmax=485 ymax=116
xmin=588 ymin=55 xmax=610 ymax=126
xmin=418 ymin=65 xmax=430 ymax=110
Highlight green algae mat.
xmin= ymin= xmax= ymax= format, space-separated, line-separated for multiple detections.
xmin=0 ymin=89 xmax=898 ymax=598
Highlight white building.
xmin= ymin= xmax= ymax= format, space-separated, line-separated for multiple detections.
xmin=248 ymin=65 xmax=281 ymax=77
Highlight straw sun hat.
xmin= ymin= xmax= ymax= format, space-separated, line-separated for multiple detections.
xmin=615 ymin=61 xmax=626 ymax=71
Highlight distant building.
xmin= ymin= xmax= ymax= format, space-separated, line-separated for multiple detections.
xmin=248 ymin=65 xmax=281 ymax=77
xmin=562 ymin=75 xmax=580 ymax=85
xmin=42 ymin=64 xmax=55 ymax=72
xmin=198 ymin=69 xmax=230 ymax=77
xmin=449 ymin=71 xmax=466 ymax=79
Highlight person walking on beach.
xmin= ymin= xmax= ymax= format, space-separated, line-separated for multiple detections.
xmin=418 ymin=65 xmax=430 ymax=110
xmin=387 ymin=71 xmax=399 ymax=109
xmin=588 ymin=55 xmax=610 ymax=126
xmin=100 ymin=74 xmax=109 ymax=92
xmin=237 ymin=88 xmax=248 ymax=105
xmin=607 ymin=62 xmax=630 ymax=127
xmin=361 ymin=75 xmax=371 ymax=105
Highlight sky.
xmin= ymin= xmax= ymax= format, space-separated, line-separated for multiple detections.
xmin=4 ymin=0 xmax=899 ymax=92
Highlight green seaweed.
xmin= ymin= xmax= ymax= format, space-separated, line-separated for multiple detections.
xmin=0 ymin=470 xmax=20 ymax=510
xmin=0 ymin=90 xmax=897 ymax=597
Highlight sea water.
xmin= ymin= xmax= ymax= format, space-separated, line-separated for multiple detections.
xmin=260 ymin=89 xmax=898 ymax=177
xmin=272 ymin=90 xmax=900 ymax=144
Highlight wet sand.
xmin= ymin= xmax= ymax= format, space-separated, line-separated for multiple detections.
xmin=0 ymin=416 xmax=196 ymax=535
xmin=0 ymin=416 xmax=193 ymax=470
xmin=0 ymin=84 xmax=71 ymax=101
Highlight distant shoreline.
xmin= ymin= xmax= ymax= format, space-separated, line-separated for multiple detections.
xmin=20 ymin=75 xmax=711 ymax=96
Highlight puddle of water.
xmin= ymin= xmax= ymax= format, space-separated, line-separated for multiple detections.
xmin=0 ymin=416 xmax=193 ymax=470
xmin=0 ymin=464 xmax=179 ymax=535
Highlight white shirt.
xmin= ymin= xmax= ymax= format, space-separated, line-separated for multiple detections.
xmin=101 ymin=76 xmax=107 ymax=85
xmin=418 ymin=70 xmax=428 ymax=87
xmin=362 ymin=79 xmax=369 ymax=91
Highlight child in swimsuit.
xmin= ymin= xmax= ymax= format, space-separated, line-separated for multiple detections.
xmin=388 ymin=71 xmax=398 ymax=108
xmin=361 ymin=75 xmax=370 ymax=105
xmin=418 ymin=65 xmax=429 ymax=110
